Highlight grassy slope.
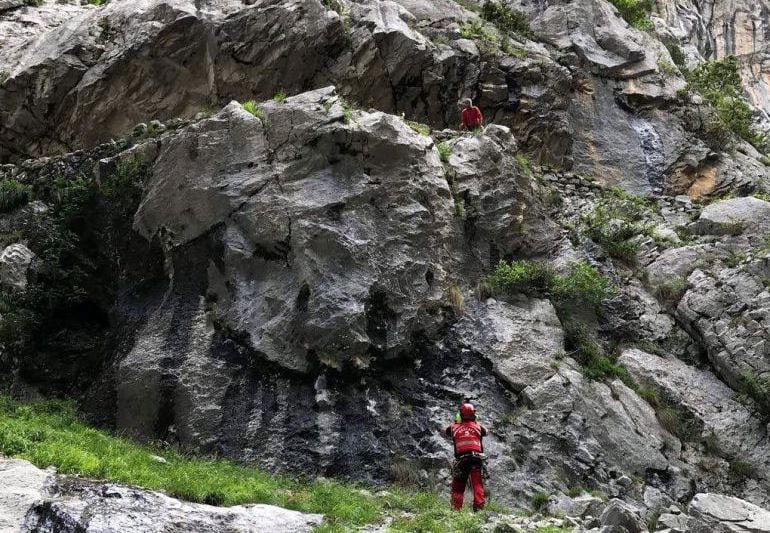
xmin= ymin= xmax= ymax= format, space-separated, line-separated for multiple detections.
xmin=0 ymin=396 xmax=497 ymax=532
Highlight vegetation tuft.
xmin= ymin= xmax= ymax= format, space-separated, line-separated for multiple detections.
xmin=437 ymin=142 xmax=452 ymax=163
xmin=273 ymin=89 xmax=288 ymax=103
xmin=738 ymin=373 xmax=770 ymax=418
xmin=562 ymin=321 xmax=632 ymax=383
xmin=241 ymin=100 xmax=264 ymax=120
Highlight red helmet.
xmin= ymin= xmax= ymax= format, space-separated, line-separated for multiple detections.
xmin=459 ymin=403 xmax=476 ymax=421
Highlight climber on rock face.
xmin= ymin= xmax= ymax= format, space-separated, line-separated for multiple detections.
xmin=459 ymin=98 xmax=483 ymax=131
xmin=444 ymin=402 xmax=487 ymax=511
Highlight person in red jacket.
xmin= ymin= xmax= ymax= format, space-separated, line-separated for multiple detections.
xmin=459 ymin=98 xmax=483 ymax=131
xmin=444 ymin=402 xmax=488 ymax=511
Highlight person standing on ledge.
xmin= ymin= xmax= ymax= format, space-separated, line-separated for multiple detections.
xmin=459 ymin=98 xmax=484 ymax=131
xmin=444 ymin=402 xmax=488 ymax=511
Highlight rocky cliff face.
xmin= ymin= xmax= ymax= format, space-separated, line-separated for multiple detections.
xmin=3 ymin=0 xmax=770 ymax=530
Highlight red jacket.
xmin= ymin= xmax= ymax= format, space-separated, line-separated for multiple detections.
xmin=460 ymin=106 xmax=483 ymax=129
xmin=446 ymin=421 xmax=487 ymax=457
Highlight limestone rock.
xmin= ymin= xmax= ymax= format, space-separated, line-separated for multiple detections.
xmin=688 ymin=493 xmax=770 ymax=533
xmin=452 ymin=298 xmax=564 ymax=392
xmin=23 ymin=480 xmax=323 ymax=533
xmin=0 ymin=243 xmax=35 ymax=290
xmin=600 ymin=499 xmax=644 ymax=533
xmin=0 ymin=456 xmax=52 ymax=533
xmin=693 ymin=197 xmax=770 ymax=236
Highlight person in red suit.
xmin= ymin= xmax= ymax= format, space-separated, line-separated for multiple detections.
xmin=444 ymin=402 xmax=488 ymax=511
xmin=459 ymin=98 xmax=484 ymax=131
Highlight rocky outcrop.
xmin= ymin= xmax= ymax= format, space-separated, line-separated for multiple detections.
xmin=620 ymin=348 xmax=770 ymax=504
xmin=0 ymin=456 xmax=322 ymax=533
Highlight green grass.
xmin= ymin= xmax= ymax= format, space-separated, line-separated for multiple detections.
xmin=241 ymin=100 xmax=264 ymax=120
xmin=0 ymin=179 xmax=32 ymax=213
xmin=0 ymin=396 xmax=496 ymax=531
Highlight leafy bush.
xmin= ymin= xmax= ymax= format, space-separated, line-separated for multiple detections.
xmin=608 ymin=0 xmax=654 ymax=30
xmin=241 ymin=100 xmax=264 ymax=119
xmin=493 ymin=260 xmax=614 ymax=312
xmin=0 ymin=179 xmax=32 ymax=213
xmin=481 ymin=1 xmax=531 ymax=38
xmin=491 ymin=259 xmax=555 ymax=298
xmin=685 ymin=56 xmax=764 ymax=150
xmin=729 ymin=460 xmax=754 ymax=479
xmin=531 ymin=492 xmax=550 ymax=511
xmin=635 ymin=386 xmax=700 ymax=441
xmin=321 ymin=0 xmax=345 ymax=15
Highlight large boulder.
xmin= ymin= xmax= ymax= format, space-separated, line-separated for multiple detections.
xmin=692 ymin=197 xmax=770 ymax=237
xmin=688 ymin=493 xmax=770 ymax=533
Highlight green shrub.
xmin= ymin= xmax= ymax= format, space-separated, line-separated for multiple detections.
xmin=0 ymin=180 xmax=32 ymax=213
xmin=87 ymin=0 xmax=107 ymax=5
xmin=481 ymin=1 xmax=531 ymax=38
xmin=493 ymin=260 xmax=614 ymax=311
xmin=551 ymin=261 xmax=616 ymax=310
xmin=241 ymin=100 xmax=264 ymax=120
xmin=685 ymin=56 xmax=763 ymax=150
xmin=608 ymin=0 xmax=654 ymax=30
xmin=654 ymin=277 xmax=688 ymax=304
xmin=437 ymin=142 xmax=451 ymax=163
xmin=321 ymin=0 xmax=345 ymax=15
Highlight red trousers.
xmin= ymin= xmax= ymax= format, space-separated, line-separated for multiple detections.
xmin=450 ymin=458 xmax=485 ymax=511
